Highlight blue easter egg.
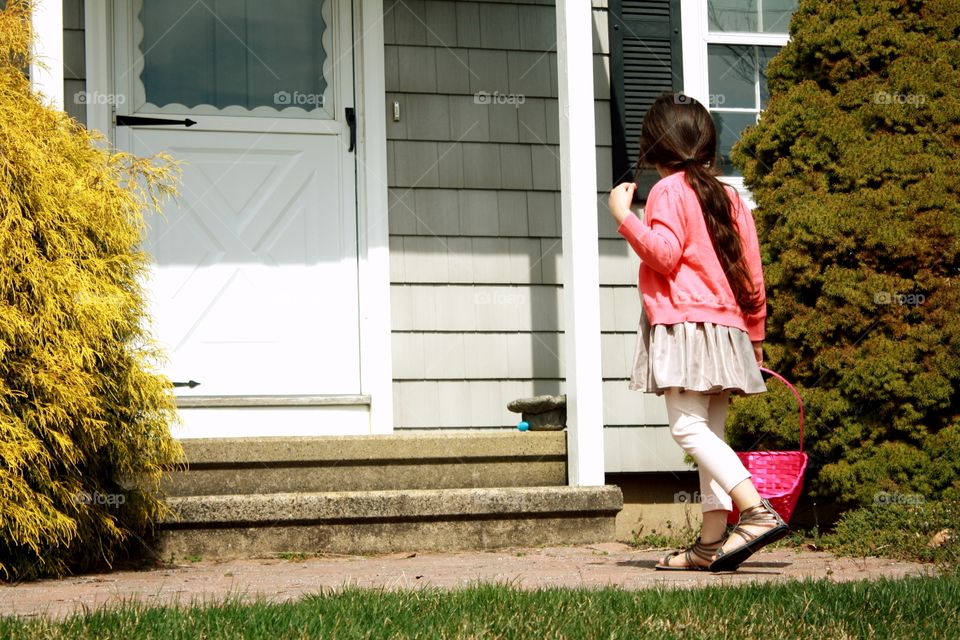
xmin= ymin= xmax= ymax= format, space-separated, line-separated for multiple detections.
xmin=518 ymin=421 xmax=530 ymax=431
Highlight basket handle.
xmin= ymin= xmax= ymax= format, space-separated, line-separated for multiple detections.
xmin=758 ymin=367 xmax=805 ymax=451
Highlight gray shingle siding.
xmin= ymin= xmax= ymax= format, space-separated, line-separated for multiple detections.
xmin=386 ymin=0 xmax=657 ymax=435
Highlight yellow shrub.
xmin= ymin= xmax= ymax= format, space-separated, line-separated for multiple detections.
xmin=0 ymin=0 xmax=182 ymax=580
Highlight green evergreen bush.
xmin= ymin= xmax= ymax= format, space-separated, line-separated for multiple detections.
xmin=0 ymin=1 xmax=182 ymax=579
xmin=728 ymin=0 xmax=960 ymax=509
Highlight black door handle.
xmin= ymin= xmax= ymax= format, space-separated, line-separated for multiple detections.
xmin=116 ymin=115 xmax=197 ymax=127
xmin=345 ymin=107 xmax=356 ymax=152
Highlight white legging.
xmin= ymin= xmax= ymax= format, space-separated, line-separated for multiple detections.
xmin=664 ymin=388 xmax=752 ymax=513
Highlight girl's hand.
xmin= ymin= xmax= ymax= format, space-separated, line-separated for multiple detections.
xmin=752 ymin=341 xmax=763 ymax=366
xmin=608 ymin=182 xmax=637 ymax=225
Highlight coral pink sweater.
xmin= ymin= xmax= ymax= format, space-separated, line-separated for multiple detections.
xmin=617 ymin=171 xmax=766 ymax=341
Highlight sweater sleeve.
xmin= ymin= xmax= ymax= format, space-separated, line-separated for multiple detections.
xmin=616 ymin=183 xmax=686 ymax=275
xmin=738 ymin=197 xmax=767 ymax=341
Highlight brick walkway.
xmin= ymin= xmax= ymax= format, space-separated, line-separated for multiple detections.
xmin=0 ymin=544 xmax=938 ymax=619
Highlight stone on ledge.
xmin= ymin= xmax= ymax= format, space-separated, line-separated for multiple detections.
xmin=507 ymin=394 xmax=567 ymax=431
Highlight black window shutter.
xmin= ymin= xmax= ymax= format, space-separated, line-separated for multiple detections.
xmin=608 ymin=0 xmax=683 ymax=195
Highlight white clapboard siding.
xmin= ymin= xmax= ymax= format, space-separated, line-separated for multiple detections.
xmin=390 ymin=285 xmax=642 ymax=333
xmin=392 ymin=379 xmax=669 ymax=430
xmin=605 ymin=426 xmax=691 ymax=472
xmin=392 ymin=331 xmax=659 ymax=382
xmin=393 ymin=379 xmax=566 ymax=429
xmin=390 ymin=236 xmax=641 ymax=285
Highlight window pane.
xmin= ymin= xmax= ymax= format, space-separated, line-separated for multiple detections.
xmin=708 ymin=44 xmax=757 ymax=109
xmin=712 ymin=111 xmax=758 ymax=176
xmin=139 ymin=0 xmax=328 ymax=112
xmin=758 ymin=46 xmax=780 ymax=107
xmin=762 ymin=0 xmax=797 ymax=33
xmin=708 ymin=0 xmax=758 ymax=33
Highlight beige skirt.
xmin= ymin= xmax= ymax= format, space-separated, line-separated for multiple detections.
xmin=630 ymin=309 xmax=767 ymax=396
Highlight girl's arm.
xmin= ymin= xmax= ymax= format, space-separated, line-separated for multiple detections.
xmin=739 ymin=199 xmax=767 ymax=342
xmin=608 ymin=182 xmax=638 ymax=227
xmin=608 ymin=182 xmax=685 ymax=274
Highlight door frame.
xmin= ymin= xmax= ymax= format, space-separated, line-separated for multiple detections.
xmin=84 ymin=0 xmax=394 ymax=434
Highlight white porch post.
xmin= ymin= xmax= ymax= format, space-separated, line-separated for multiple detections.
xmin=555 ymin=1 xmax=605 ymax=486
xmin=30 ymin=0 xmax=64 ymax=110
xmin=357 ymin=0 xmax=394 ymax=434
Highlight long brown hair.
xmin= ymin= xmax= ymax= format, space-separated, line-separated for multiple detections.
xmin=636 ymin=94 xmax=763 ymax=315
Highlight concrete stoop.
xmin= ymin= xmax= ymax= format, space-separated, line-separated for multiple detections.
xmin=162 ymin=432 xmax=568 ymax=495
xmin=158 ymin=432 xmax=624 ymax=561
xmin=157 ymin=486 xmax=623 ymax=560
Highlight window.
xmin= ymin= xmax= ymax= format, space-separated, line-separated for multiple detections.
xmin=707 ymin=0 xmax=795 ymax=33
xmin=707 ymin=43 xmax=780 ymax=174
xmin=609 ymin=0 xmax=797 ymax=195
xmin=681 ymin=0 xmax=798 ymax=186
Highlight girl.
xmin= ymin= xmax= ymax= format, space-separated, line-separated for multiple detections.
xmin=607 ymin=94 xmax=789 ymax=572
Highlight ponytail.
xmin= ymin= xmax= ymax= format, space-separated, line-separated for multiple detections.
xmin=683 ymin=163 xmax=763 ymax=315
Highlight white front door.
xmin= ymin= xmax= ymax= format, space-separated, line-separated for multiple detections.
xmin=112 ymin=0 xmax=366 ymax=436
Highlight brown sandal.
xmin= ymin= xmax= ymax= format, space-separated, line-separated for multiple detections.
xmin=655 ymin=536 xmax=725 ymax=571
xmin=708 ymin=498 xmax=790 ymax=572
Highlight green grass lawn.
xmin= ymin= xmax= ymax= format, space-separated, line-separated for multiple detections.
xmin=2 ymin=575 xmax=957 ymax=640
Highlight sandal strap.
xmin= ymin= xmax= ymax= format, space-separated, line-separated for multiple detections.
xmin=687 ymin=537 xmax=724 ymax=562
xmin=739 ymin=500 xmax=785 ymax=525
xmin=663 ymin=536 xmax=724 ymax=567
xmin=731 ymin=500 xmax=786 ymax=542
xmin=729 ymin=523 xmax=759 ymax=544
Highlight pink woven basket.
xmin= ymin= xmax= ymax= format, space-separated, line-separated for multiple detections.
xmin=727 ymin=367 xmax=808 ymax=526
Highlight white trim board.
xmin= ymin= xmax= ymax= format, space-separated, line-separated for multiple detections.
xmin=556 ymin=0 xmax=606 ymax=486
xmin=30 ymin=0 xmax=64 ymax=109
xmin=355 ymin=0 xmax=394 ymax=434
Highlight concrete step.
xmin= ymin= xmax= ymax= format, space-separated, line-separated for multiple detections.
xmin=156 ymin=485 xmax=624 ymax=560
xmin=163 ymin=432 xmax=566 ymax=496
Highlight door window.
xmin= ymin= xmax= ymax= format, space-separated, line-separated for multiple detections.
xmin=136 ymin=0 xmax=331 ymax=116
